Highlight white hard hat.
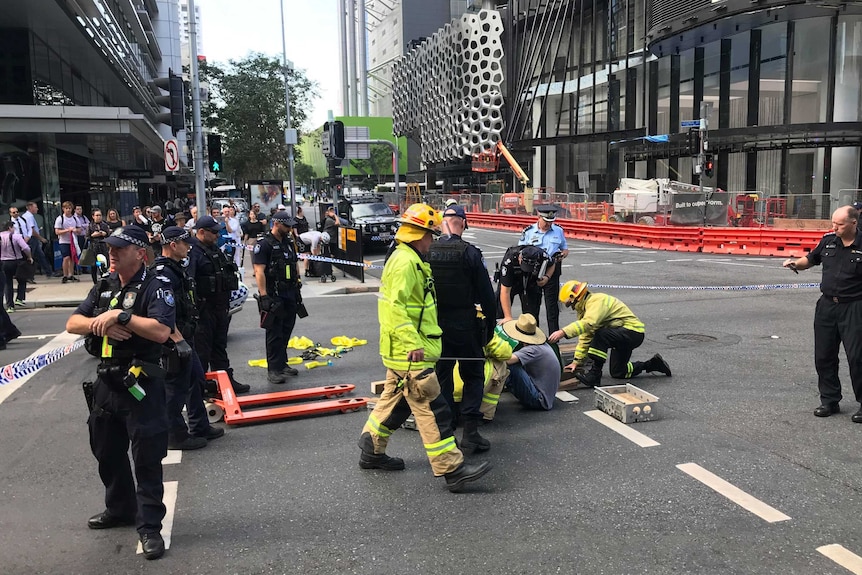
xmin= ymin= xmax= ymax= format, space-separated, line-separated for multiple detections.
xmin=320 ymin=231 xmax=331 ymax=244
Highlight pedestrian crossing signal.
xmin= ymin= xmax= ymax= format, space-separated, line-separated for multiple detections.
xmin=207 ymin=134 xmax=223 ymax=173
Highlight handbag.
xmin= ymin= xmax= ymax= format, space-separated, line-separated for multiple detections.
xmin=78 ymin=248 xmax=95 ymax=267
xmin=15 ymin=259 xmax=36 ymax=282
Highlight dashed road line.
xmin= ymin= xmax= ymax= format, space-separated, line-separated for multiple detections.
xmin=581 ymin=262 xmax=613 ymax=266
xmin=162 ymin=450 xmax=183 ymax=465
xmin=676 ymin=463 xmax=791 ymax=523
xmin=817 ymin=544 xmax=862 ymax=574
xmin=584 ymin=410 xmax=660 ymax=447
xmin=666 ymin=258 xmax=694 ymax=262
xmin=137 ymin=481 xmax=178 ymax=554
xmin=621 ymin=260 xmax=656 ymax=265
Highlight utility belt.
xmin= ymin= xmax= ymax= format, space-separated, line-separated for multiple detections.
xmin=97 ymin=358 xmax=164 ymax=382
xmin=823 ymin=294 xmax=862 ymax=304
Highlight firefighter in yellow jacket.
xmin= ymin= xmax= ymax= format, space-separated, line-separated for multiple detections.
xmin=453 ymin=323 xmax=518 ymax=422
xmin=357 ymin=203 xmax=491 ymax=492
xmin=548 ymin=280 xmax=672 ymax=387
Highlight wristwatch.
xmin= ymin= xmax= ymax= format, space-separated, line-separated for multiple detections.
xmin=117 ymin=310 xmax=132 ymax=326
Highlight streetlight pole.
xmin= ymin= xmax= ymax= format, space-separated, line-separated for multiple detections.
xmin=188 ymin=0 xmax=206 ymax=217
xmin=279 ymin=0 xmax=298 ymax=215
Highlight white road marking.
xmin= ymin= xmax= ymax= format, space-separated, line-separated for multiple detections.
xmin=0 ymin=331 xmax=80 ymax=405
xmin=581 ymin=262 xmax=613 ymax=266
xmin=162 ymin=450 xmax=183 ymax=465
xmin=621 ymin=260 xmax=656 ymax=265
xmin=137 ymin=481 xmax=178 ymax=554
xmin=695 ymin=259 xmax=773 ymax=269
xmin=584 ymin=410 xmax=660 ymax=447
xmin=817 ymin=544 xmax=862 ymax=574
xmin=555 ymin=391 xmax=578 ymax=403
xmin=676 ymin=463 xmax=791 ymax=523
xmin=666 ymin=259 xmax=694 ymax=262
xmin=18 ymin=334 xmax=62 ymax=340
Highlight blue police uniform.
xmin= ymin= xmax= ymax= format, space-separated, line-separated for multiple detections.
xmin=252 ymin=226 xmax=300 ymax=381
xmin=76 ymin=263 xmax=174 ymax=538
xmin=519 ymin=214 xmax=568 ymax=333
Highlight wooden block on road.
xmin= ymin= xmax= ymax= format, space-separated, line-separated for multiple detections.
xmin=371 ymin=380 xmax=386 ymax=395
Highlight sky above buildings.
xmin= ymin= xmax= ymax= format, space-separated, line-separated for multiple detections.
xmin=200 ymin=0 xmax=340 ymax=129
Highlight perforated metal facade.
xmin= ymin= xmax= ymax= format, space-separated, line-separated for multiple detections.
xmin=392 ymin=9 xmax=504 ymax=164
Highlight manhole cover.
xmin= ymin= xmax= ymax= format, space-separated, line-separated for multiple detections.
xmin=667 ymin=333 xmax=718 ymax=343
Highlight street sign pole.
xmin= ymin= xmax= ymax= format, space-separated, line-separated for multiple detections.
xmin=188 ymin=0 xmax=206 ymax=217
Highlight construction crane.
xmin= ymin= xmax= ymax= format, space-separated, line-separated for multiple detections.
xmin=472 ymin=142 xmax=535 ymax=213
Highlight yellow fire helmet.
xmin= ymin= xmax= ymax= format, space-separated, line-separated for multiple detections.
xmin=395 ymin=203 xmax=442 ymax=243
xmin=559 ymin=280 xmax=588 ymax=308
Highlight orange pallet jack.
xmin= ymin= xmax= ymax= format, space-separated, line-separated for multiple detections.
xmin=206 ymin=370 xmax=366 ymax=426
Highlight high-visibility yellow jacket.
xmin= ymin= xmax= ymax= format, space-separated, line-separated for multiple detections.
xmin=378 ymin=242 xmax=443 ymax=370
xmin=562 ymin=292 xmax=645 ymax=361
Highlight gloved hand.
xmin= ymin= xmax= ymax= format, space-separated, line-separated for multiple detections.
xmin=175 ymin=339 xmax=192 ymax=360
xmin=255 ymin=293 xmax=273 ymax=313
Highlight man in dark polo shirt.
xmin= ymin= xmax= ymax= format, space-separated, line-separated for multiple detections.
xmin=784 ymin=205 xmax=862 ymax=423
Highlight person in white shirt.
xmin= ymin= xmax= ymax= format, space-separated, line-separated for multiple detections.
xmin=184 ymin=206 xmax=197 ymax=232
xmin=222 ymin=206 xmax=242 ymax=269
xmin=54 ymin=201 xmax=81 ymax=283
xmin=9 ymin=206 xmax=31 ymax=241
xmin=22 ymin=202 xmax=51 ymax=276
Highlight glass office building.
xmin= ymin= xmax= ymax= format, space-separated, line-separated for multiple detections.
xmin=0 ymin=0 xmax=182 ymax=229
xmin=501 ymin=0 xmax=862 ymax=201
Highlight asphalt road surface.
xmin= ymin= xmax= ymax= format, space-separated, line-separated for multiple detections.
xmin=1 ymin=226 xmax=861 ymax=575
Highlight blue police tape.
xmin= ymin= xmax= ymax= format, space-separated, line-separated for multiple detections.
xmin=589 ymin=283 xmax=820 ymax=291
xmin=298 ymin=253 xmax=385 ymax=270
xmin=236 ymin=241 xmax=385 ymax=269
xmin=0 ymin=338 xmax=86 ymax=386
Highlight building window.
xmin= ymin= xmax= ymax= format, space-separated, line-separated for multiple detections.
xmin=791 ymin=17 xmax=830 ymax=124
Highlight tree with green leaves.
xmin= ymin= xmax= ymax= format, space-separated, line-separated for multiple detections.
xmin=199 ymin=54 xmax=318 ymax=184
xmin=348 ymin=144 xmax=397 ymax=184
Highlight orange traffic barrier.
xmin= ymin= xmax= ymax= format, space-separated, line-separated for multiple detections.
xmin=758 ymin=229 xmax=824 ymax=257
xmin=701 ymin=229 xmax=761 ymax=255
xmin=663 ymin=227 xmax=702 ymax=252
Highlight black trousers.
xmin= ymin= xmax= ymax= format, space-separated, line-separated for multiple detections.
xmin=195 ymin=301 xmax=230 ymax=372
xmin=2 ymin=260 xmax=25 ymax=307
xmin=589 ymin=327 xmax=645 ymax=379
xmin=88 ymin=375 xmax=168 ymax=535
xmin=437 ymin=325 xmax=484 ymax=420
xmin=164 ymin=355 xmax=193 ymax=440
xmin=814 ymin=296 xmax=862 ymax=405
xmin=540 ymin=263 xmax=562 ymax=333
xmin=265 ymin=291 xmax=298 ymax=372
xmin=186 ymin=348 xmax=211 ymax=435
xmin=495 ymin=282 xmax=542 ymax=321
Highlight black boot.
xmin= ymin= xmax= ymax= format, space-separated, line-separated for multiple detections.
xmin=461 ymin=418 xmax=490 ymax=453
xmin=645 ymin=354 xmax=672 ymax=376
xmin=227 ymin=367 xmax=250 ymax=394
xmin=359 ymin=451 xmax=405 ymax=470
xmin=574 ymin=356 xmax=605 ymax=387
xmin=444 ymin=461 xmax=492 ymax=492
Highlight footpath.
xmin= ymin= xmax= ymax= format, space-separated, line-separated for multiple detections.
xmin=19 ymin=265 xmax=380 ymax=309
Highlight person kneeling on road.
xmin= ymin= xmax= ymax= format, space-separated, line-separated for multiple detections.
xmin=548 ymin=280 xmax=671 ymax=387
xmin=500 ymin=313 xmax=560 ymax=410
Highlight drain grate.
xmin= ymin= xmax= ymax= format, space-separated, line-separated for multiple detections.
xmin=667 ymin=333 xmax=718 ymax=343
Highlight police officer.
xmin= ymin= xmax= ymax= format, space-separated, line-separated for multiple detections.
xmin=519 ymin=206 xmax=569 ymax=333
xmin=66 ymin=225 xmax=174 ymax=560
xmin=252 ymin=211 xmax=302 ymax=384
xmin=153 ymin=226 xmax=224 ymax=449
xmin=496 ymin=244 xmax=548 ymax=323
xmin=784 ymin=205 xmax=862 ymax=423
xmin=187 ymin=215 xmax=250 ymax=394
xmin=428 ymin=205 xmax=496 ymax=452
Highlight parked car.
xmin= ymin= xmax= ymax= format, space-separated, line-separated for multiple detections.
xmin=344 ymin=197 xmax=399 ymax=250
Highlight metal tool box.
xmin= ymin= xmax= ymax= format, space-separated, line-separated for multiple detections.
xmin=594 ymin=384 xmax=659 ymax=423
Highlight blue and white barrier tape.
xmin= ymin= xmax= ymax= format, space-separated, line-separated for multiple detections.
xmin=0 ymin=338 xmax=86 ymax=386
xmin=299 ymin=253 xmax=384 ymax=270
xmin=589 ymin=283 xmax=820 ymax=291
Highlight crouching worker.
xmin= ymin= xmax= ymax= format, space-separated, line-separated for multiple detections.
xmin=357 ymin=203 xmax=491 ymax=493
xmin=548 ymin=280 xmax=671 ymax=387
xmin=499 ymin=313 xmax=560 ymax=410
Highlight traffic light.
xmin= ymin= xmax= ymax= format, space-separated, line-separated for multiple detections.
xmin=207 ymin=134 xmax=223 ymax=173
xmin=703 ymin=153 xmax=714 ymax=178
xmin=331 ymin=121 xmax=345 ymax=160
xmin=154 ymin=68 xmax=185 ymax=136
xmin=686 ymin=129 xmax=701 ymax=156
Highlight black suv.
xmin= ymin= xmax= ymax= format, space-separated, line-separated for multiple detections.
xmin=344 ymin=197 xmax=399 ymax=249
